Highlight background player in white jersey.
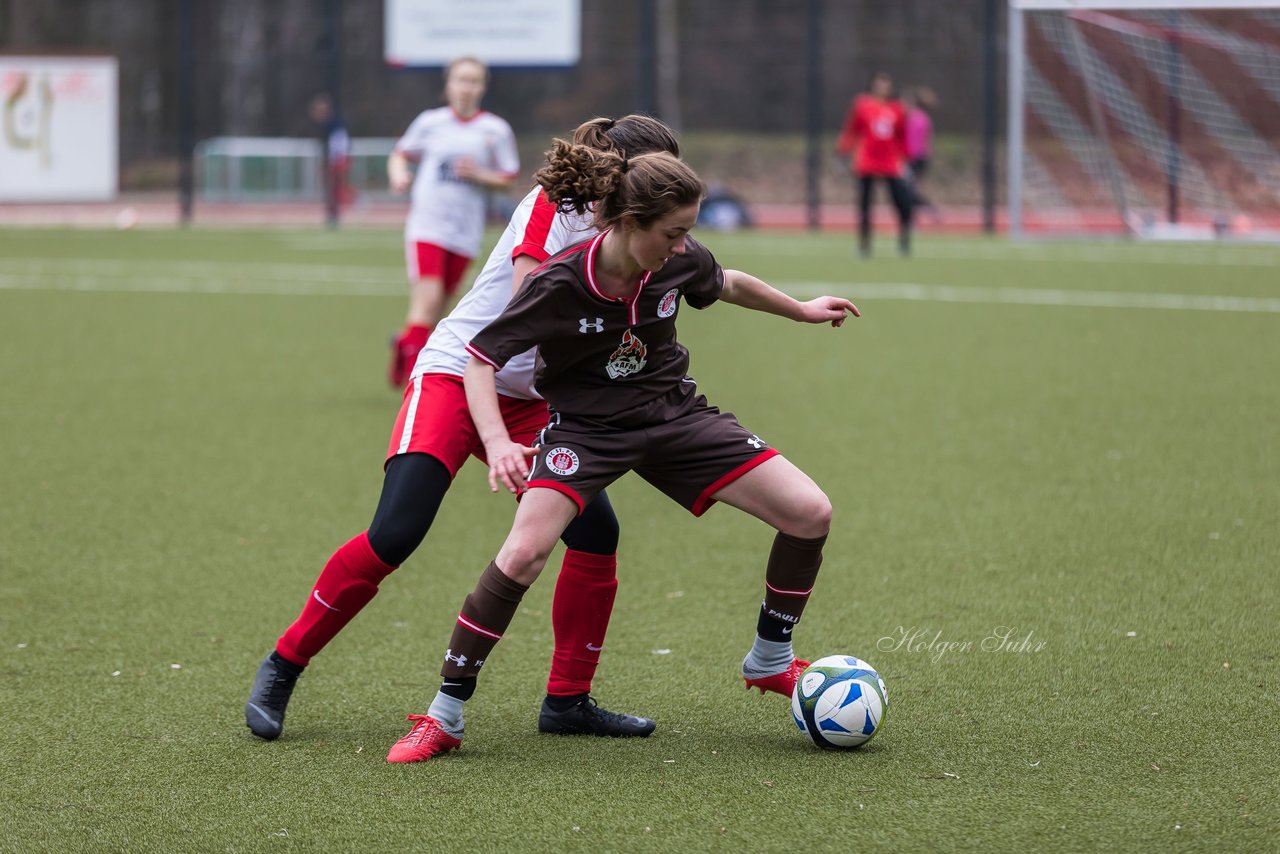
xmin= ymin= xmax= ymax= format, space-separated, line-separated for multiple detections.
xmin=245 ymin=116 xmax=682 ymax=745
xmin=386 ymin=56 xmax=520 ymax=387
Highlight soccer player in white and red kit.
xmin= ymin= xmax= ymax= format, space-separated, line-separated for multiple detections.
xmin=385 ymin=143 xmax=859 ymax=763
xmin=837 ymin=70 xmax=914 ymax=257
xmin=387 ymin=56 xmax=520 ymax=387
xmin=246 ymin=117 xmax=682 ymax=743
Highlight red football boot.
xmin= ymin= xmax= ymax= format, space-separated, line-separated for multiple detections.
xmin=744 ymin=658 xmax=810 ymax=698
xmin=386 ymin=714 xmax=462 ymax=763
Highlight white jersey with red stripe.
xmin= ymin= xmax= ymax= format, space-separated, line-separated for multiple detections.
xmin=414 ymin=186 xmax=596 ymax=399
xmin=396 ymin=107 xmax=520 ymax=257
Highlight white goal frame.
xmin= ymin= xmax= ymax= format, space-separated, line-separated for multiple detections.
xmin=1007 ymin=0 xmax=1280 ymax=239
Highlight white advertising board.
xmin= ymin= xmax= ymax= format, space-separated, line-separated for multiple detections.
xmin=0 ymin=55 xmax=118 ymax=201
xmin=385 ymin=0 xmax=581 ymax=67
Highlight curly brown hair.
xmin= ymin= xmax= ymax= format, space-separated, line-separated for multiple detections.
xmin=535 ymin=144 xmax=704 ymax=229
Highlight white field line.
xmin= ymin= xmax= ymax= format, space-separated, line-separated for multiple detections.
xmin=0 ymin=257 xmax=398 ymax=283
xmin=281 ymin=235 xmax=404 ymax=251
xmin=0 ymin=257 xmax=405 ymax=296
xmin=717 ymin=241 xmax=1280 ymax=268
xmin=0 ymin=273 xmax=404 ymax=296
xmin=2 ymin=261 xmax=1279 ymax=314
xmin=786 ymin=282 xmax=1280 ymax=314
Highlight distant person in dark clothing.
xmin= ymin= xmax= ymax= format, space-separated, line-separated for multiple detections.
xmin=905 ymin=86 xmax=940 ymax=222
xmin=837 ymin=71 xmax=913 ymax=257
xmin=309 ymin=93 xmax=352 ymax=228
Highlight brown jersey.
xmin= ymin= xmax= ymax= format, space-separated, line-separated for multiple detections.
xmin=466 ymin=231 xmax=724 ymax=427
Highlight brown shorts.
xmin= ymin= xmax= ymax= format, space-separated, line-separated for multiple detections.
xmin=526 ymin=393 xmax=779 ymax=517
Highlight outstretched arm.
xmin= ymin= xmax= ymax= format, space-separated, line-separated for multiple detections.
xmin=387 ymin=150 xmax=414 ymax=194
xmin=836 ymin=99 xmax=860 ymax=159
xmin=719 ymin=269 xmax=859 ymax=327
xmin=464 ymin=357 xmax=536 ymax=493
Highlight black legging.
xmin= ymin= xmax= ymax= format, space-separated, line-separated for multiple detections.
xmin=857 ymin=174 xmax=914 ymax=255
xmin=366 ymin=452 xmax=620 ymax=567
xmin=908 ymin=158 xmax=933 ymax=209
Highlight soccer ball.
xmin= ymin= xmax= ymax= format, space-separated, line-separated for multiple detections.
xmin=790 ymin=655 xmax=888 ymax=749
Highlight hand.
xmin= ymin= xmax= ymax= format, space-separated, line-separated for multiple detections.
xmin=453 ymin=156 xmax=478 ymax=182
xmin=485 ymin=439 xmax=538 ymax=494
xmin=799 ymin=296 xmax=860 ymax=327
xmin=388 ymin=160 xmax=412 ymax=194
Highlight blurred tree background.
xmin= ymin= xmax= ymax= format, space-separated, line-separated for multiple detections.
xmin=0 ymin=0 xmax=1001 ymax=205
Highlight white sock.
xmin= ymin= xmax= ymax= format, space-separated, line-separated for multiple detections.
xmin=426 ymin=691 xmax=465 ymax=737
xmin=742 ymin=636 xmax=794 ymax=678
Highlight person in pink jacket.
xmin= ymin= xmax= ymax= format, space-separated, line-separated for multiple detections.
xmin=904 ymin=87 xmax=939 ymax=221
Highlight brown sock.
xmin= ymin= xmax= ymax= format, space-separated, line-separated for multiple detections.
xmin=441 ymin=561 xmax=529 ymax=679
xmin=760 ymin=532 xmax=827 ymax=630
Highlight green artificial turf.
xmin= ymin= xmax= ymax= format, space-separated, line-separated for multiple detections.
xmin=1 ymin=226 xmax=1277 ymax=852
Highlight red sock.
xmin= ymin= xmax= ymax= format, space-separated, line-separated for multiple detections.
xmin=390 ymin=325 xmax=432 ymax=388
xmin=401 ymin=323 xmax=431 ymax=357
xmin=546 ymin=550 xmax=618 ymax=697
xmin=276 ymin=532 xmax=396 ymax=666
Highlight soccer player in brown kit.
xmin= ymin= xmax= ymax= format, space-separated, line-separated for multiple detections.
xmin=386 ymin=142 xmax=860 ymax=762
xmin=244 ymin=116 xmax=685 ymax=744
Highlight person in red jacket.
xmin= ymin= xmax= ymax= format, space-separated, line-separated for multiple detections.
xmin=837 ymin=71 xmax=914 ymax=257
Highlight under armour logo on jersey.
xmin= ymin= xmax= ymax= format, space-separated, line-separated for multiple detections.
xmin=444 ymin=650 xmax=467 ymax=667
xmin=747 ymin=435 xmax=766 ymax=449
xmin=579 ymin=317 xmax=605 ymax=333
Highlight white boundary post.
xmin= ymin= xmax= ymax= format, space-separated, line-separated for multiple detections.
xmin=1008 ymin=2 xmax=1026 ymax=239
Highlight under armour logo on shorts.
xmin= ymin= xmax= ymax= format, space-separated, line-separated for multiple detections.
xmin=747 ymin=435 xmax=766 ymax=449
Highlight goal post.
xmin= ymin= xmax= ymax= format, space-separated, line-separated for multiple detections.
xmin=1007 ymin=0 xmax=1280 ymax=240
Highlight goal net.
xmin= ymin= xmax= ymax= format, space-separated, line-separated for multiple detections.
xmin=1007 ymin=1 xmax=1280 ymax=239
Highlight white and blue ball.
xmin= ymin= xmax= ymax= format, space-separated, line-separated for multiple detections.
xmin=790 ymin=655 xmax=887 ymax=749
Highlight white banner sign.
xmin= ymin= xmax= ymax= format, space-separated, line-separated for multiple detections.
xmin=385 ymin=0 xmax=581 ymax=68
xmin=0 ymin=56 xmax=118 ymax=201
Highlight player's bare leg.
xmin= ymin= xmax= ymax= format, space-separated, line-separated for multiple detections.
xmin=493 ymin=487 xmax=581 ymax=585
xmin=712 ymin=456 xmax=832 ymax=539
xmin=406 ymin=275 xmax=448 ymax=329
xmin=712 ymin=455 xmax=831 ymax=697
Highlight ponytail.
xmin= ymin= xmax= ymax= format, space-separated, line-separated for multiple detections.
xmin=535 ymin=145 xmax=704 ymax=229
